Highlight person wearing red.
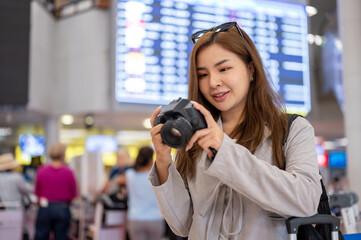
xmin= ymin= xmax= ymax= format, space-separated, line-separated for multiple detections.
xmin=34 ymin=142 xmax=78 ymax=240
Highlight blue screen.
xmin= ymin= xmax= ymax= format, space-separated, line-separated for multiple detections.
xmin=115 ymin=0 xmax=310 ymax=114
xmin=328 ymin=152 xmax=347 ymax=168
xmin=18 ymin=134 xmax=46 ymax=156
xmin=85 ymin=135 xmax=118 ymax=153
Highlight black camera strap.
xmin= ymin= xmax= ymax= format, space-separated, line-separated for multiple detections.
xmin=210 ymin=147 xmax=217 ymax=161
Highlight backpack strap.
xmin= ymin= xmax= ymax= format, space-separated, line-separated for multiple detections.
xmin=284 ymin=114 xmax=331 ymax=215
xmin=287 ymin=114 xmax=301 ymax=130
xmin=283 ymin=114 xmax=302 ymax=145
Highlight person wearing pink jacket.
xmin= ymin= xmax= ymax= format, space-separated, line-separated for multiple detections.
xmin=34 ymin=142 xmax=78 ymax=240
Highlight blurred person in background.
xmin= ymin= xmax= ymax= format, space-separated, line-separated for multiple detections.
xmin=328 ymin=175 xmax=349 ymax=194
xmin=101 ymin=147 xmax=131 ymax=194
xmin=0 ymin=153 xmax=33 ymax=207
xmin=117 ymin=146 xmax=165 ymax=240
xmin=34 ymin=142 xmax=78 ymax=240
xmin=0 ymin=153 xmax=35 ymax=240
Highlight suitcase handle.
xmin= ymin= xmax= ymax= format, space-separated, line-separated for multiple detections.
xmin=286 ymin=214 xmax=340 ymax=234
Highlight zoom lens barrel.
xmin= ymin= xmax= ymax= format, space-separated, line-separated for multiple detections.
xmin=160 ymin=117 xmax=193 ymax=148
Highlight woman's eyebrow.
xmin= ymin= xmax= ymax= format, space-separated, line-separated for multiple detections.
xmin=214 ymin=59 xmax=229 ymax=67
xmin=196 ymin=59 xmax=230 ymax=71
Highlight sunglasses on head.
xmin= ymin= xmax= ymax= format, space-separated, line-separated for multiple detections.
xmin=191 ymin=21 xmax=245 ymax=44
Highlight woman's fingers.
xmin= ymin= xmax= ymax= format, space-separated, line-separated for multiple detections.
xmin=197 ymin=134 xmax=219 ymax=150
xmin=205 ymin=148 xmax=214 ymax=159
xmin=150 ymin=110 xmax=170 ymax=151
xmin=150 ymin=106 xmax=162 ymax=127
xmin=187 ymin=100 xmax=222 ymax=149
xmin=185 ymin=111 xmax=223 ymax=156
xmin=186 ymin=127 xmax=222 ymax=150
xmin=150 ymin=123 xmax=163 ymax=135
xmin=150 ymin=124 xmax=165 ymax=147
xmin=191 ymin=101 xmax=215 ymax=127
xmin=150 ymin=124 xmax=172 ymax=159
xmin=185 ymin=128 xmax=208 ymax=151
xmin=198 ymin=133 xmax=221 ymax=153
xmin=197 ymin=137 xmax=216 ymax=159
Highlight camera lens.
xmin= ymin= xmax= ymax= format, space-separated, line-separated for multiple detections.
xmin=170 ymin=128 xmax=182 ymax=138
xmin=160 ymin=117 xmax=193 ymax=148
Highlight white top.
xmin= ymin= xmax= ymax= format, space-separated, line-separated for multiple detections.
xmin=0 ymin=172 xmax=33 ymax=203
xmin=126 ymin=168 xmax=163 ymax=221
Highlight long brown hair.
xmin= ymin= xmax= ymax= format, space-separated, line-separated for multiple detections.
xmin=175 ymin=26 xmax=288 ymax=179
xmin=134 ymin=146 xmax=154 ymax=171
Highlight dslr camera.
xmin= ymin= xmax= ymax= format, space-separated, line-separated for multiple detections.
xmin=154 ymin=98 xmax=207 ymax=148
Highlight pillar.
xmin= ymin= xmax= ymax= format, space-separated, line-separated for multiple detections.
xmin=337 ymin=0 xmax=361 ymax=208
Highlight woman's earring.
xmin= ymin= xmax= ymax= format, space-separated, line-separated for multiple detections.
xmin=250 ymin=76 xmax=254 ymax=82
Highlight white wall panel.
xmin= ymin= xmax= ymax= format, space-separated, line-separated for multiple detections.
xmin=29 ymin=1 xmax=111 ymax=115
xmin=28 ymin=1 xmax=55 ymax=113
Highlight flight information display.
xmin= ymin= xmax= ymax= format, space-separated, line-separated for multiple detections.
xmin=115 ymin=0 xmax=310 ymax=114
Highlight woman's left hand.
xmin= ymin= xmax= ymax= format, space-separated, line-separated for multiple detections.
xmin=185 ymin=101 xmax=223 ymax=159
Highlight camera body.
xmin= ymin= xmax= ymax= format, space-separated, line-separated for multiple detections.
xmin=154 ymin=98 xmax=207 ymax=148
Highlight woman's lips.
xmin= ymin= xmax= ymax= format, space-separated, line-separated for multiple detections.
xmin=212 ymin=91 xmax=229 ymax=101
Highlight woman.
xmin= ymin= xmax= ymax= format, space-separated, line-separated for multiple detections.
xmin=149 ymin=22 xmax=322 ymax=239
xmin=101 ymin=147 xmax=131 ymax=195
xmin=34 ymin=142 xmax=78 ymax=240
xmin=117 ymin=146 xmax=164 ymax=240
xmin=0 ymin=153 xmax=33 ymax=206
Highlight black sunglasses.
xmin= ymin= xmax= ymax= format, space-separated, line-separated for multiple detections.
xmin=191 ymin=22 xmax=245 ymax=44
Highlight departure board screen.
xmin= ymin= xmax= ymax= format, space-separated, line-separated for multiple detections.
xmin=115 ymin=0 xmax=310 ymax=114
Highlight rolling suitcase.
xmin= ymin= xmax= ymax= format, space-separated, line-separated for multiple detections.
xmin=286 ymin=214 xmax=341 ymax=240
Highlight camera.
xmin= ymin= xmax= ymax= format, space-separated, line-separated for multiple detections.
xmin=154 ymin=98 xmax=207 ymax=148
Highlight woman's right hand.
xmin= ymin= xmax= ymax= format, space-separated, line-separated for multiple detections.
xmin=150 ymin=106 xmax=172 ymax=184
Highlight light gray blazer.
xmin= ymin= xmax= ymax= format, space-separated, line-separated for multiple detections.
xmin=149 ymin=117 xmax=322 ymax=240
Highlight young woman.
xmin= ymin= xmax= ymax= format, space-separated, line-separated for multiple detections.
xmin=117 ymin=146 xmax=165 ymax=240
xmin=149 ymin=22 xmax=322 ymax=239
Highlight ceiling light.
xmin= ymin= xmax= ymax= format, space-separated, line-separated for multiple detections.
xmin=306 ymin=6 xmax=317 ymax=17
xmin=61 ymin=115 xmax=74 ymax=125
xmin=335 ymin=38 xmax=343 ymax=51
xmin=84 ymin=114 xmax=94 ymax=128
xmin=143 ymin=118 xmax=152 ymax=129
xmin=307 ymin=34 xmax=314 ymax=44
xmin=314 ymin=35 xmax=323 ymax=46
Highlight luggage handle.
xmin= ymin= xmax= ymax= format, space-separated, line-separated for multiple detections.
xmin=286 ymin=214 xmax=340 ymax=233
xmin=286 ymin=214 xmax=340 ymax=240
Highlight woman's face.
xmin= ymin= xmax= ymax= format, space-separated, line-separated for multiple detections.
xmin=196 ymin=43 xmax=252 ymax=118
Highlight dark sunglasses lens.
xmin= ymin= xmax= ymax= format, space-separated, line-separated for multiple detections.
xmin=218 ymin=22 xmax=235 ymax=31
xmin=192 ymin=22 xmax=241 ymax=43
xmin=192 ymin=30 xmax=208 ymax=42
